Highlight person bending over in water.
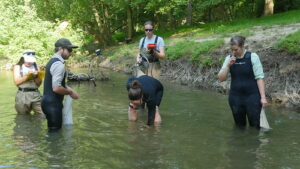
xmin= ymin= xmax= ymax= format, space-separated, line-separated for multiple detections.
xmin=218 ymin=36 xmax=267 ymax=129
xmin=126 ymin=74 xmax=163 ymax=125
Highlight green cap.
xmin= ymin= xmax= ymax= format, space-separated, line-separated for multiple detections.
xmin=55 ymin=38 xmax=78 ymax=48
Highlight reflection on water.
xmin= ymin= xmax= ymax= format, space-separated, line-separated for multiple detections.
xmin=0 ymin=70 xmax=300 ymax=169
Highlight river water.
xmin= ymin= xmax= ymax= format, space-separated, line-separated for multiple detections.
xmin=0 ymin=70 xmax=299 ymax=169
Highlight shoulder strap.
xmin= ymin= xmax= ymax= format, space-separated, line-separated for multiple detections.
xmin=33 ymin=63 xmax=38 ymax=71
xmin=155 ymin=35 xmax=159 ymax=44
xmin=20 ymin=65 xmax=23 ymax=77
xmin=245 ymin=51 xmax=251 ymax=59
xmin=140 ymin=37 xmax=146 ymax=49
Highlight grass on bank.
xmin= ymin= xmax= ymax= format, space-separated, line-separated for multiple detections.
xmin=105 ymin=10 xmax=300 ymax=66
xmin=166 ymin=39 xmax=224 ymax=66
xmin=276 ymin=30 xmax=300 ymax=55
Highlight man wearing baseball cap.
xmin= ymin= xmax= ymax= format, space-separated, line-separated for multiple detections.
xmin=42 ymin=38 xmax=79 ymax=131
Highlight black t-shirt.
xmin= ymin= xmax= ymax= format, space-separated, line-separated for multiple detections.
xmin=126 ymin=75 xmax=164 ymax=125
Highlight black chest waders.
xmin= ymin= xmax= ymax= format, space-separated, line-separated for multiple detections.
xmin=228 ymin=52 xmax=262 ymax=129
xmin=42 ymin=58 xmax=66 ymax=131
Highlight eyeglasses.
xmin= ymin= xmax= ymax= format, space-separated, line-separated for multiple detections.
xmin=129 ymin=103 xmax=139 ymax=110
xmin=67 ymin=48 xmax=73 ymax=53
xmin=145 ymin=29 xmax=153 ymax=32
xmin=24 ymin=52 xmax=35 ymax=55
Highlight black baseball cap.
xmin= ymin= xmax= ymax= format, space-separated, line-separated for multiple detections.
xmin=55 ymin=38 xmax=78 ymax=48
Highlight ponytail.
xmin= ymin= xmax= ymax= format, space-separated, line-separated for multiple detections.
xmin=128 ymin=80 xmax=143 ymax=100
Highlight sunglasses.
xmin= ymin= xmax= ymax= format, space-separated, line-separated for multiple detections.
xmin=129 ymin=103 xmax=139 ymax=110
xmin=129 ymin=99 xmax=143 ymax=110
xmin=24 ymin=52 xmax=35 ymax=55
xmin=66 ymin=48 xmax=73 ymax=53
xmin=145 ymin=29 xmax=153 ymax=32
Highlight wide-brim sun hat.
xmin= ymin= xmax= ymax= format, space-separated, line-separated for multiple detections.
xmin=23 ymin=49 xmax=36 ymax=63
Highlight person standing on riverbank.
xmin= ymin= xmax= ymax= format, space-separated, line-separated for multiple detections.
xmin=218 ymin=36 xmax=267 ymax=129
xmin=13 ymin=50 xmax=44 ymax=116
xmin=126 ymin=73 xmax=163 ymax=126
xmin=42 ymin=38 xmax=79 ymax=131
xmin=136 ymin=21 xmax=165 ymax=79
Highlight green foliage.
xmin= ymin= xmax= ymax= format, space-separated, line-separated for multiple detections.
xmin=106 ymin=44 xmax=137 ymax=60
xmin=112 ymin=32 xmax=127 ymax=43
xmin=276 ymin=30 xmax=300 ymax=55
xmin=166 ymin=39 xmax=223 ymax=66
xmin=0 ymin=0 xmax=84 ymax=65
xmin=197 ymin=10 xmax=300 ymax=37
xmin=275 ymin=0 xmax=300 ymax=13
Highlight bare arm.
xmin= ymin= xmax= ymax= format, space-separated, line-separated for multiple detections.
xmin=154 ymin=46 xmax=165 ymax=59
xmin=218 ymin=65 xmax=230 ymax=82
xmin=257 ymin=78 xmax=268 ymax=107
xmin=128 ymin=105 xmax=138 ymax=121
xmin=13 ymin=65 xmax=28 ymax=86
xmin=33 ymin=67 xmax=42 ymax=86
xmin=218 ymin=56 xmax=236 ymax=82
xmin=53 ymin=86 xmax=79 ymax=99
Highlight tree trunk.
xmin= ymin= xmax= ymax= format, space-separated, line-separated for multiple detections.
xmin=126 ymin=1 xmax=133 ymax=41
xmin=264 ymin=0 xmax=274 ymax=16
xmin=168 ymin=8 xmax=176 ymax=29
xmin=102 ymin=4 xmax=113 ymax=46
xmin=92 ymin=4 xmax=106 ymax=46
xmin=186 ymin=0 xmax=193 ymax=25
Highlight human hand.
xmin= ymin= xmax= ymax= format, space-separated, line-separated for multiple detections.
xmin=261 ymin=97 xmax=268 ymax=107
xmin=137 ymin=55 xmax=142 ymax=64
xmin=228 ymin=56 xmax=236 ymax=67
xmin=32 ymin=71 xmax=38 ymax=76
xmin=67 ymin=87 xmax=79 ymax=99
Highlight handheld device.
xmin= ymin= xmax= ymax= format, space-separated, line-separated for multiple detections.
xmin=147 ymin=43 xmax=156 ymax=50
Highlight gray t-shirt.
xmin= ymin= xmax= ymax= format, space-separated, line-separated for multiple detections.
xmin=139 ymin=35 xmax=165 ymax=51
xmin=50 ymin=54 xmax=65 ymax=87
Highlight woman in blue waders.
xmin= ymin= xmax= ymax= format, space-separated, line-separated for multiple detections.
xmin=218 ymin=36 xmax=268 ymax=129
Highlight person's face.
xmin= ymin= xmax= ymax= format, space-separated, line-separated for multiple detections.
xmin=61 ymin=48 xmax=73 ymax=60
xmin=230 ymin=45 xmax=244 ymax=57
xmin=144 ymin=24 xmax=154 ymax=37
xmin=23 ymin=62 xmax=33 ymax=67
xmin=130 ymin=99 xmax=142 ymax=110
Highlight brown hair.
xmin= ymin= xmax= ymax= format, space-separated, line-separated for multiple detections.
xmin=128 ymin=80 xmax=143 ymax=100
xmin=230 ymin=36 xmax=246 ymax=47
xmin=16 ymin=57 xmax=25 ymax=65
xmin=144 ymin=21 xmax=155 ymax=28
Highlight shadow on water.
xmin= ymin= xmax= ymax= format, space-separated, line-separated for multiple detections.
xmin=127 ymin=119 xmax=164 ymax=169
xmin=11 ymin=113 xmax=77 ymax=168
xmin=44 ymin=125 xmax=75 ymax=168
xmin=225 ymin=126 xmax=271 ymax=169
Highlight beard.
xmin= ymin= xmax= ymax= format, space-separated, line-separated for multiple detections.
xmin=61 ymin=52 xmax=70 ymax=60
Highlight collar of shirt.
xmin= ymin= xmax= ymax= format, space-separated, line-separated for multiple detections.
xmin=53 ymin=53 xmax=65 ymax=64
xmin=146 ymin=35 xmax=156 ymax=41
xmin=236 ymin=50 xmax=247 ymax=59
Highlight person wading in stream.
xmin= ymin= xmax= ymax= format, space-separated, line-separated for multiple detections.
xmin=136 ymin=21 xmax=165 ymax=79
xmin=126 ymin=71 xmax=163 ymax=126
xmin=42 ymin=38 xmax=79 ymax=131
xmin=13 ymin=50 xmax=44 ymax=116
xmin=218 ymin=36 xmax=267 ymax=129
